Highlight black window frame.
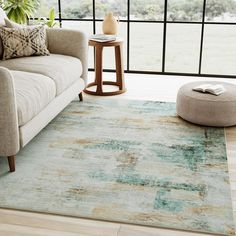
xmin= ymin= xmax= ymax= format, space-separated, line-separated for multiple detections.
xmin=51 ymin=0 xmax=236 ymax=79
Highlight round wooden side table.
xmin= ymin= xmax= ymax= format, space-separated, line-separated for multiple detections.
xmin=84 ymin=38 xmax=126 ymax=96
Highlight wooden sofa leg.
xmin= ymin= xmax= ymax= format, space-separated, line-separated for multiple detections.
xmin=7 ymin=156 xmax=15 ymax=172
xmin=79 ymin=92 xmax=83 ymax=102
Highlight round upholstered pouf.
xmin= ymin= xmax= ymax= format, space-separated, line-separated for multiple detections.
xmin=176 ymin=81 xmax=236 ymax=127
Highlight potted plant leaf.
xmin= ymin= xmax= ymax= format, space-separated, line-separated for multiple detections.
xmin=39 ymin=7 xmax=58 ymax=28
xmin=1 ymin=0 xmax=40 ymax=24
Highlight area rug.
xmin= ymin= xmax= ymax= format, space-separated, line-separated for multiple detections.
xmin=0 ymin=99 xmax=234 ymax=235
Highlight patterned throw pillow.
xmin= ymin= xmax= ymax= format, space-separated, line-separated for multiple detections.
xmin=0 ymin=26 xmax=50 ymax=60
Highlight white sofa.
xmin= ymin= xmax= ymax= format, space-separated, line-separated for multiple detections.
xmin=0 ymin=26 xmax=88 ymax=172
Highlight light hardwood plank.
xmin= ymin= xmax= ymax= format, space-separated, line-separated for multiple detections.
xmin=231 ymin=191 xmax=236 ymax=201
xmin=118 ymin=224 xmax=218 ymax=236
xmin=0 ymin=223 xmax=90 ymax=236
xmin=0 ymin=209 xmax=120 ymax=236
xmin=230 ymin=182 xmax=236 ymax=191
xmin=228 ymin=165 xmax=236 ymax=172
xmin=230 ymin=173 xmax=236 ymax=182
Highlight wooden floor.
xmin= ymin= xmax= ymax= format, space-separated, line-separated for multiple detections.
xmin=1 ymin=72 xmax=236 ymax=236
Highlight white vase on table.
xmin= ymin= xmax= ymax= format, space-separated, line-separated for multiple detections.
xmin=102 ymin=12 xmax=118 ymax=35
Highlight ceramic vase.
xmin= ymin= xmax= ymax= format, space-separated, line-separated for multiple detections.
xmin=102 ymin=12 xmax=118 ymax=35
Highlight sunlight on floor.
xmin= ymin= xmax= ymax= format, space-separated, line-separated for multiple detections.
xmin=87 ymin=71 xmax=236 ymax=102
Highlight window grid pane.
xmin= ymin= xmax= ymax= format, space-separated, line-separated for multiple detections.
xmin=202 ymin=25 xmax=236 ymax=75
xmin=167 ymin=0 xmax=203 ymax=22
xmin=130 ymin=23 xmax=163 ymax=71
xmin=60 ymin=0 xmax=93 ymax=19
xmin=130 ymin=0 xmax=164 ymax=21
xmin=205 ymin=0 xmax=236 ymax=23
xmin=165 ymin=24 xmax=201 ymax=73
xmin=36 ymin=0 xmax=236 ymax=77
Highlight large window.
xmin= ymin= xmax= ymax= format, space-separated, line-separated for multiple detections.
xmin=36 ymin=0 xmax=236 ymax=78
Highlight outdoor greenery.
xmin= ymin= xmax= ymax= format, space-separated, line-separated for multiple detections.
xmin=35 ymin=0 xmax=236 ymax=21
xmin=168 ymin=0 xmax=236 ymax=21
xmin=1 ymin=0 xmax=235 ymax=23
xmin=206 ymin=0 xmax=236 ymax=19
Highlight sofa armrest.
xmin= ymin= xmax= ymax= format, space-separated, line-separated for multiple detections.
xmin=46 ymin=28 xmax=88 ymax=84
xmin=0 ymin=67 xmax=19 ymax=156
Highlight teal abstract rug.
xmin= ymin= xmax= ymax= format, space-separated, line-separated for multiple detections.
xmin=0 ymin=99 xmax=234 ymax=235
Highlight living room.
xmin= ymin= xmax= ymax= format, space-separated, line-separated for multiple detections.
xmin=0 ymin=0 xmax=236 ymax=236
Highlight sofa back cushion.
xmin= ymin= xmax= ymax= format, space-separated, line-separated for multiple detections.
xmin=4 ymin=18 xmax=23 ymax=29
xmin=0 ymin=8 xmax=6 ymax=26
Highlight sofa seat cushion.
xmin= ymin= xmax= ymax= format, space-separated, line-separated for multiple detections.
xmin=12 ymin=70 xmax=56 ymax=126
xmin=0 ymin=54 xmax=83 ymax=95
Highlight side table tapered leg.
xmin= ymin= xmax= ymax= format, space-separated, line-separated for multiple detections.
xmin=115 ymin=44 xmax=125 ymax=90
xmin=84 ymin=39 xmax=126 ymax=96
xmin=95 ymin=45 xmax=103 ymax=94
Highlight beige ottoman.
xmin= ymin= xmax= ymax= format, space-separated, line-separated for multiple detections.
xmin=176 ymin=81 xmax=236 ymax=127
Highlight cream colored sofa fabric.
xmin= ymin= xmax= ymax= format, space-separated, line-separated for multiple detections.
xmin=4 ymin=18 xmax=23 ymax=28
xmin=46 ymin=28 xmax=88 ymax=84
xmin=0 ymin=25 xmax=88 ymax=171
xmin=0 ymin=8 xmax=7 ymax=26
xmin=12 ymin=70 xmax=56 ymax=126
xmin=0 ymin=54 xmax=82 ymax=95
xmin=0 ymin=67 xmax=19 ymax=156
xmin=20 ymin=79 xmax=85 ymax=147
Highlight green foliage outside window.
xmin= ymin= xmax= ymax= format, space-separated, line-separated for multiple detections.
xmin=58 ymin=0 xmax=236 ymax=21
xmin=206 ymin=0 xmax=236 ymax=20
xmin=1 ymin=0 xmax=236 ymax=24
